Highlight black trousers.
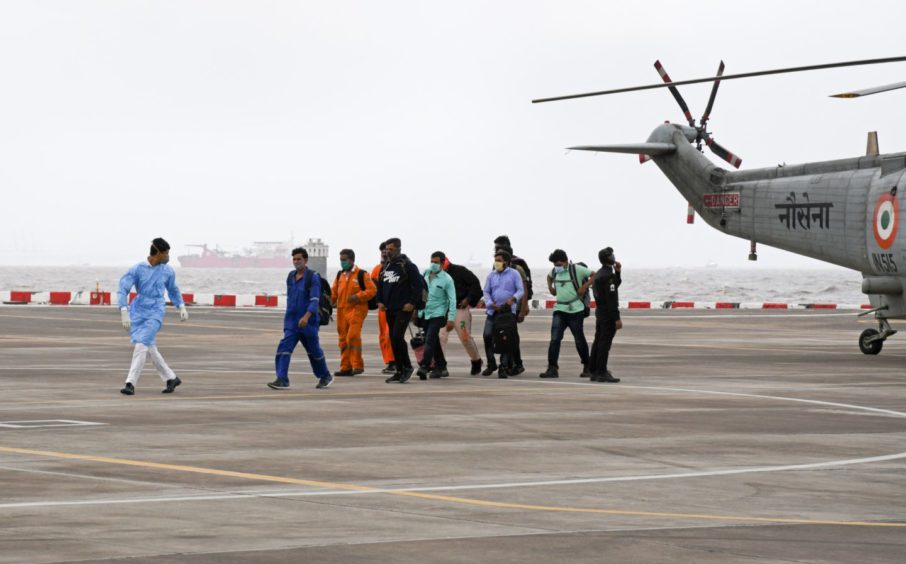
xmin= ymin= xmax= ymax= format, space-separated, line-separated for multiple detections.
xmin=589 ymin=317 xmax=617 ymax=375
xmin=386 ymin=309 xmax=412 ymax=370
xmin=421 ymin=316 xmax=447 ymax=369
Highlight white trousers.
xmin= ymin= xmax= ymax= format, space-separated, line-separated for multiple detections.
xmin=126 ymin=343 xmax=176 ymax=385
xmin=438 ymin=307 xmax=481 ymax=361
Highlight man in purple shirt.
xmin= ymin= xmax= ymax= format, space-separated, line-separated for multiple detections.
xmin=481 ymin=250 xmax=525 ymax=377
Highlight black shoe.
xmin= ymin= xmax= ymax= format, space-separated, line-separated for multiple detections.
xmin=498 ymin=371 xmax=508 ymax=379
xmin=398 ymin=367 xmax=414 ymax=384
xmin=580 ymin=363 xmax=592 ymax=378
xmin=162 ymin=377 xmax=181 ymax=394
xmin=470 ymin=359 xmax=483 ymax=375
xmin=417 ymin=365 xmax=429 ymax=380
xmin=267 ymin=380 xmax=291 ymax=390
xmin=334 ymin=369 xmax=354 ymax=377
xmin=589 ymin=373 xmax=601 ymax=382
xmin=385 ymin=374 xmax=401 ymax=383
xmin=481 ymin=364 xmax=498 ymax=377
xmin=599 ymin=373 xmax=621 ymax=383
xmin=509 ymin=365 xmax=525 ymax=376
xmin=539 ymin=366 xmax=559 ymax=379
xmin=352 ymin=368 xmax=364 ymax=375
xmin=429 ymin=368 xmax=449 ymax=379
xmin=120 ymin=382 xmax=134 ymax=395
xmin=316 ymin=375 xmax=334 ymax=389
xmin=381 ymin=364 xmax=397 ymax=375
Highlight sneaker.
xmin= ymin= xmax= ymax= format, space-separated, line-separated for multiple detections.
xmin=417 ymin=365 xmax=430 ymax=380
xmin=381 ymin=364 xmax=397 ymax=375
xmin=498 ymin=370 xmax=508 ymax=379
xmin=481 ymin=364 xmax=498 ymax=377
xmin=510 ymin=365 xmax=525 ymax=376
xmin=580 ymin=363 xmax=592 ymax=378
xmin=162 ymin=376 xmax=181 ymax=394
xmin=398 ymin=367 xmax=414 ymax=384
xmin=539 ymin=366 xmax=559 ymax=379
xmin=334 ymin=369 xmax=354 ymax=377
xmin=429 ymin=368 xmax=449 ymax=379
xmin=120 ymin=382 xmax=134 ymax=395
xmin=267 ymin=380 xmax=291 ymax=390
xmin=470 ymin=359 xmax=483 ymax=375
xmin=316 ymin=375 xmax=334 ymax=389
xmin=385 ymin=374 xmax=401 ymax=383
xmin=352 ymin=368 xmax=364 ymax=375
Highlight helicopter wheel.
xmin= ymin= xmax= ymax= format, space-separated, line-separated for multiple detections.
xmin=859 ymin=328 xmax=883 ymax=355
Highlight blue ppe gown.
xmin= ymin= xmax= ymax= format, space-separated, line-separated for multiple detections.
xmin=117 ymin=262 xmax=185 ymax=346
xmin=275 ymin=269 xmax=330 ymax=384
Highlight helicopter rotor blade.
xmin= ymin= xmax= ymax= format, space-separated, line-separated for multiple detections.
xmin=700 ymin=60 xmax=725 ymax=126
xmin=532 ymin=55 xmax=906 ymax=104
xmin=830 ymin=80 xmax=906 ymax=98
xmin=654 ymin=60 xmax=696 ymax=126
xmin=706 ymin=138 xmax=743 ymax=168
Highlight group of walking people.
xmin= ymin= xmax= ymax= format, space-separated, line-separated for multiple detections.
xmin=115 ymin=236 xmax=623 ymax=394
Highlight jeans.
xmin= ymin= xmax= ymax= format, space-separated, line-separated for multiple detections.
xmin=483 ymin=314 xmax=522 ymax=370
xmin=547 ymin=310 xmax=589 ymax=367
xmin=421 ymin=316 xmax=448 ymax=369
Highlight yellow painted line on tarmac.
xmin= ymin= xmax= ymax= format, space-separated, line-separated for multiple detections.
xmin=1 ymin=445 xmax=903 ymax=528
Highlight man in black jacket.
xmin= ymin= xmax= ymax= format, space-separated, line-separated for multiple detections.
xmin=439 ymin=255 xmax=484 ymax=375
xmin=589 ymin=247 xmax=622 ymax=383
xmin=377 ymin=238 xmax=424 ymax=383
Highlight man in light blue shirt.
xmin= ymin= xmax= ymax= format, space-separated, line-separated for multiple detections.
xmin=481 ymin=250 xmax=525 ymax=377
xmin=117 ymin=237 xmax=188 ymax=395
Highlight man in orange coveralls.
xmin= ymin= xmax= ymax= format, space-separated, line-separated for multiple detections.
xmin=371 ymin=242 xmax=396 ymax=374
xmin=331 ymin=248 xmax=378 ymax=376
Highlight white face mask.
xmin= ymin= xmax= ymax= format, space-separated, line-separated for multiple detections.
xmin=553 ymin=265 xmax=565 ymax=274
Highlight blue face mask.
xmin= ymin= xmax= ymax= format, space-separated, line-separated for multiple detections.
xmin=429 ymin=263 xmax=441 ymax=273
xmin=553 ymin=265 xmax=565 ymax=274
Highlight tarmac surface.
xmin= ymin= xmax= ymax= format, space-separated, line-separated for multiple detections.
xmin=1 ymin=306 xmax=905 ymax=563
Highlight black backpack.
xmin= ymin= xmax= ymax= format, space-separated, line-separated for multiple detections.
xmin=287 ymin=270 xmax=332 ymax=326
xmin=336 ymin=269 xmax=378 ymax=311
xmin=492 ymin=311 xmax=517 ymax=354
xmin=568 ymin=262 xmax=591 ymax=318
xmin=397 ymin=258 xmax=428 ymax=310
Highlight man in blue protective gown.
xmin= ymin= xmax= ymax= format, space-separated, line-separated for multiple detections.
xmin=117 ymin=237 xmax=188 ymax=395
xmin=269 ymin=247 xmax=333 ymax=390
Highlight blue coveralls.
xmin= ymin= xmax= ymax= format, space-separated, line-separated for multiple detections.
xmin=275 ymin=269 xmax=330 ymax=383
xmin=117 ymin=262 xmax=185 ymax=346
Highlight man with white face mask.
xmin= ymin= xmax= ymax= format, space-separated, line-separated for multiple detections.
xmin=480 ymin=250 xmax=524 ymax=377
xmin=540 ymin=249 xmax=593 ymax=379
xmin=117 ymin=237 xmax=188 ymax=395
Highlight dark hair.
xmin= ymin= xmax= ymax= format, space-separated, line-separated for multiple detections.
xmin=548 ymin=249 xmax=568 ymax=263
xmin=500 ymin=244 xmax=514 ymax=256
xmin=339 ymin=248 xmax=355 ymax=261
xmin=385 ymin=237 xmax=401 ymax=249
xmin=598 ymin=247 xmax=614 ymax=265
xmin=431 ymin=251 xmax=446 ymax=262
xmin=494 ymin=235 xmax=511 ymax=247
xmin=150 ymin=237 xmax=170 ymax=256
xmin=379 ymin=241 xmax=387 ymax=251
xmin=291 ymin=247 xmax=308 ymax=259
xmin=495 ymin=250 xmax=512 ymax=264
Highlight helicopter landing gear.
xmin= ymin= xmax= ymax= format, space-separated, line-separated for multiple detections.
xmin=859 ymin=319 xmax=897 ymax=355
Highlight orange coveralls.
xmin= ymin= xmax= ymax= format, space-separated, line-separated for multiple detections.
xmin=371 ymin=263 xmax=394 ymax=366
xmin=331 ymin=266 xmax=378 ymax=371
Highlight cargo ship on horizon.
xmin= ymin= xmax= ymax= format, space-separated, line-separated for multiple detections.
xmin=177 ymin=238 xmax=329 ymax=274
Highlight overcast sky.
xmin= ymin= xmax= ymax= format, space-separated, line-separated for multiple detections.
xmin=1 ymin=1 xmax=905 ymax=270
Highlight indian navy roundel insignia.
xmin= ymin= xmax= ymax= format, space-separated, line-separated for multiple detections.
xmin=873 ymin=193 xmax=899 ymax=249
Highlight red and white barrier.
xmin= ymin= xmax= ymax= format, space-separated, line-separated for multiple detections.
xmin=1 ymin=290 xmax=870 ymax=311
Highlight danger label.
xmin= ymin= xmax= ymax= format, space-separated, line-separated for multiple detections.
xmin=703 ymin=193 xmax=740 ymax=208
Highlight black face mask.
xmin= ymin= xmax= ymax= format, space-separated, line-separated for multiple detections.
xmin=603 ymin=253 xmax=615 ymax=266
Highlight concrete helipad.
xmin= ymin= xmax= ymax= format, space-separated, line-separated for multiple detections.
xmin=1 ymin=306 xmax=905 ymax=563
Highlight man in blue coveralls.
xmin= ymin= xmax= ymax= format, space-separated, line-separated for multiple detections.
xmin=269 ymin=247 xmax=333 ymax=390
xmin=117 ymin=237 xmax=188 ymax=395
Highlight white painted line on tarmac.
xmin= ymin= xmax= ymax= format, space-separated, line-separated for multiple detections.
xmin=3 ymin=450 xmax=905 ymax=510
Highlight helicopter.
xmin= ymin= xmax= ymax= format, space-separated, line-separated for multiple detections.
xmin=533 ymin=56 xmax=906 ymax=355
